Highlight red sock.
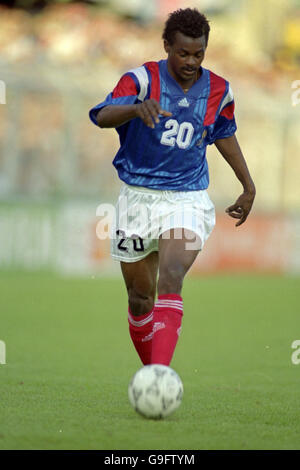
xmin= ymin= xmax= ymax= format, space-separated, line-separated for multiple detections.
xmin=128 ymin=307 xmax=154 ymax=365
xmin=151 ymin=294 xmax=183 ymax=366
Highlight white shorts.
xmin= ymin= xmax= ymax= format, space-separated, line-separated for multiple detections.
xmin=110 ymin=184 xmax=215 ymax=263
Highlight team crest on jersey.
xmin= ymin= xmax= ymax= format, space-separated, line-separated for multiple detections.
xmin=178 ymin=97 xmax=190 ymax=107
xmin=196 ymin=129 xmax=207 ymax=146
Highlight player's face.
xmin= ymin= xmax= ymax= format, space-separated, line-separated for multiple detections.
xmin=164 ymin=32 xmax=207 ymax=85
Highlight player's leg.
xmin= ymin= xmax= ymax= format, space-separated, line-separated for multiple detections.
xmin=121 ymin=252 xmax=159 ymax=365
xmin=121 ymin=251 xmax=158 ymax=315
xmin=157 ymin=228 xmax=200 ymax=295
xmin=151 ymin=228 xmax=201 ymax=365
xmin=111 ymin=182 xmax=159 ymax=364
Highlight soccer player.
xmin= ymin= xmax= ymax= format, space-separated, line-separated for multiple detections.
xmin=89 ymin=8 xmax=256 ymax=367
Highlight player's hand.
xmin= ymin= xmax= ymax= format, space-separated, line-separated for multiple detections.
xmin=225 ymin=190 xmax=255 ymax=227
xmin=135 ymin=99 xmax=172 ymax=129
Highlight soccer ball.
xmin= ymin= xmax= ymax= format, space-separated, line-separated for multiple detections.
xmin=128 ymin=364 xmax=183 ymax=419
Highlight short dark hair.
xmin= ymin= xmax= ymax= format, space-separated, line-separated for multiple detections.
xmin=162 ymin=8 xmax=210 ymax=45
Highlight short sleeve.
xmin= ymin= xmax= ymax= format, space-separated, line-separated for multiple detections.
xmin=89 ymin=73 xmax=139 ymax=126
xmin=207 ymin=84 xmax=237 ymax=144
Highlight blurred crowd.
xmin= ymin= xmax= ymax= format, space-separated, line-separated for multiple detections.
xmin=0 ymin=1 xmax=300 ymax=208
xmin=0 ymin=1 xmax=299 ymax=71
xmin=0 ymin=3 xmax=159 ymax=68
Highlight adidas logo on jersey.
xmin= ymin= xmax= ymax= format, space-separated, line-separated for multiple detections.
xmin=178 ymin=97 xmax=190 ymax=107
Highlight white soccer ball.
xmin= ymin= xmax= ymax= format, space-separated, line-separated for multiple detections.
xmin=128 ymin=364 xmax=183 ymax=419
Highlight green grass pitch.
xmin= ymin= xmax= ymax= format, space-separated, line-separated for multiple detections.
xmin=0 ymin=271 xmax=299 ymax=450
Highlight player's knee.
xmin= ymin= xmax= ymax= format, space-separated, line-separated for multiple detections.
xmin=158 ymin=264 xmax=185 ymax=295
xmin=128 ymin=287 xmax=155 ymax=316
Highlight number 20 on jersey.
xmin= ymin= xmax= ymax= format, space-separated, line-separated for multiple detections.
xmin=160 ymin=119 xmax=194 ymax=149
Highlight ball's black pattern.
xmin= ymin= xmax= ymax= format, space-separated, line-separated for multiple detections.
xmin=128 ymin=365 xmax=183 ymax=419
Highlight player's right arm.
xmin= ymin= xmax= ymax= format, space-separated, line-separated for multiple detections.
xmin=90 ymin=68 xmax=171 ymax=130
xmin=96 ymin=100 xmax=172 ymax=129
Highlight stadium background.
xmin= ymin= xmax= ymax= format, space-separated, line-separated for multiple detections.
xmin=1 ymin=0 xmax=300 ymax=452
xmin=0 ymin=0 xmax=300 ymax=277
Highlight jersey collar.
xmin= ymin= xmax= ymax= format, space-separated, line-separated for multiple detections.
xmin=161 ymin=59 xmax=208 ymax=97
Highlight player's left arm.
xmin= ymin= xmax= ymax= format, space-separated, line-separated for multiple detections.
xmin=214 ymin=134 xmax=256 ymax=227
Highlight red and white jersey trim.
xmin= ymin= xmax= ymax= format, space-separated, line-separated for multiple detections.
xmin=219 ymin=85 xmax=234 ymax=112
xmin=128 ymin=65 xmax=149 ymax=102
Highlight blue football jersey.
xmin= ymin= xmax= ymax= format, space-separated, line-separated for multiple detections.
xmin=89 ymin=59 xmax=237 ymax=191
